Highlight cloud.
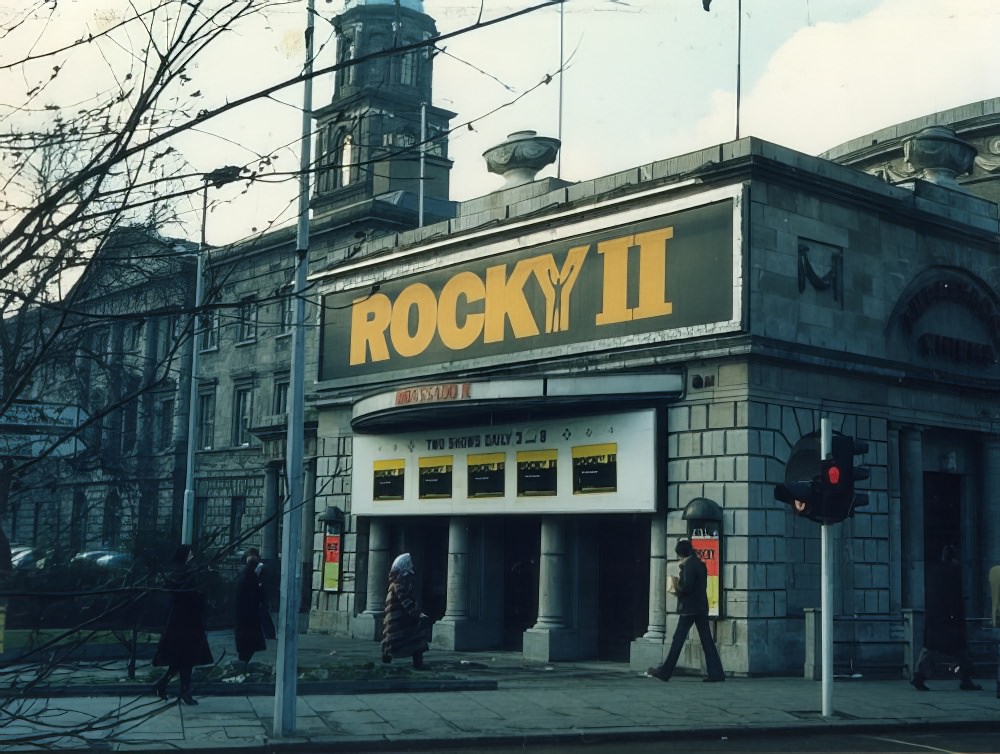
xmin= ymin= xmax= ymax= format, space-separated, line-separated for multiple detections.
xmin=695 ymin=0 xmax=1000 ymax=155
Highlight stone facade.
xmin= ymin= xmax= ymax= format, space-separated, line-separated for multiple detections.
xmin=309 ymin=129 xmax=999 ymax=676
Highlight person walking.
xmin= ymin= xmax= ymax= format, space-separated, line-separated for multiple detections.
xmin=380 ymin=553 xmax=430 ymax=670
xmin=152 ymin=545 xmax=214 ymax=705
xmin=234 ymin=553 xmax=271 ymax=673
xmin=647 ymin=538 xmax=725 ymax=682
xmin=910 ymin=544 xmax=981 ymax=691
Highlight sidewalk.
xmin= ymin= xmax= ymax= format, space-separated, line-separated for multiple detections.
xmin=1 ymin=632 xmax=997 ymax=752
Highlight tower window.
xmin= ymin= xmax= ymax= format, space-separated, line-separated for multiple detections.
xmin=340 ymin=135 xmax=354 ymax=186
xmin=397 ymin=51 xmax=417 ymax=86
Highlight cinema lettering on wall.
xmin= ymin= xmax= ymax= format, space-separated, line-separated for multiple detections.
xmin=319 ymin=196 xmax=740 ymax=385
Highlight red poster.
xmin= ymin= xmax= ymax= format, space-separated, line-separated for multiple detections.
xmin=323 ymin=534 xmax=341 ymax=592
xmin=692 ymin=534 xmax=721 ymax=617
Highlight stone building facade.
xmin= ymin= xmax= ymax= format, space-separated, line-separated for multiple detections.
xmin=6 ymin=0 xmax=999 ymax=678
xmin=308 ymin=115 xmax=1000 ymax=675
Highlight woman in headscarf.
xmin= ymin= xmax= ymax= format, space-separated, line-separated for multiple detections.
xmin=152 ymin=545 xmax=214 ymax=705
xmin=380 ymin=553 xmax=429 ymax=670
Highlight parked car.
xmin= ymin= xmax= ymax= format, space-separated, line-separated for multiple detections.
xmin=10 ymin=545 xmax=46 ymax=570
xmin=70 ymin=550 xmax=134 ymax=570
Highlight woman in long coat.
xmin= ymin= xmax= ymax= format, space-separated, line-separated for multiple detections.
xmin=911 ymin=544 xmax=981 ymax=691
xmin=152 ymin=545 xmax=214 ymax=705
xmin=234 ymin=554 xmax=270 ymax=670
xmin=380 ymin=553 xmax=429 ymax=670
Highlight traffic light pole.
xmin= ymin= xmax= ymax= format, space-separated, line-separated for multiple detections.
xmin=820 ymin=418 xmax=833 ymax=717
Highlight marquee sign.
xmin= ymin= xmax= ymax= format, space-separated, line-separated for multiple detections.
xmin=319 ymin=195 xmax=740 ymax=385
xmin=352 ymin=410 xmax=657 ymax=516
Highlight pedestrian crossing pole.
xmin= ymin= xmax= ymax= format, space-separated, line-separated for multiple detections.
xmin=274 ymin=0 xmax=314 ymax=738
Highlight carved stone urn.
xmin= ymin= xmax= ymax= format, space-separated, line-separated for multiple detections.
xmin=902 ymin=125 xmax=977 ymax=189
xmin=483 ymin=130 xmax=561 ymax=189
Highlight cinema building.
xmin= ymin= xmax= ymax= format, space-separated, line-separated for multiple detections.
xmin=303 ymin=98 xmax=1000 ymax=678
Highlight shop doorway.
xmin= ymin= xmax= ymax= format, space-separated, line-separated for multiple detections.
xmin=502 ymin=517 xmax=539 ymax=649
xmin=597 ymin=518 xmax=650 ymax=661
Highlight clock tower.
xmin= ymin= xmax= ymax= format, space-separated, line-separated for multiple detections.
xmin=312 ymin=0 xmax=455 ymax=226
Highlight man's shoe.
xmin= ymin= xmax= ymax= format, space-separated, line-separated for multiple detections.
xmin=703 ymin=676 xmax=725 ymax=683
xmin=959 ymin=680 xmax=982 ymax=691
xmin=646 ymin=667 xmax=669 ymax=682
xmin=179 ymin=692 xmax=198 ymax=706
xmin=910 ymin=678 xmax=930 ymax=691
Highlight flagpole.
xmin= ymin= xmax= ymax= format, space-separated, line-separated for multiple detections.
xmin=735 ymin=0 xmax=742 ymax=139
xmin=557 ymin=0 xmax=564 ymax=179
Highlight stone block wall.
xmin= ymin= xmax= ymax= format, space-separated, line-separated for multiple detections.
xmin=666 ymin=358 xmax=889 ymax=675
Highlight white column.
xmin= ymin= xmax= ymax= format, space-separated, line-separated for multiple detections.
xmin=443 ymin=516 xmax=470 ymax=621
xmin=533 ymin=516 xmax=567 ymax=629
xmin=643 ymin=515 xmax=667 ymax=639
xmin=365 ymin=518 xmax=391 ymax=615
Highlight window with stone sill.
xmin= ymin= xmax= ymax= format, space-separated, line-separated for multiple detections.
xmin=199 ymin=307 xmax=219 ymax=351
xmin=232 ymin=384 xmax=255 ymax=447
xmin=237 ymin=298 xmax=257 ymax=343
xmin=196 ymin=390 xmax=215 ymax=450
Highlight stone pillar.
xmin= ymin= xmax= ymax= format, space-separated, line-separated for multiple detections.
xmin=630 ymin=515 xmax=668 ymax=670
xmin=643 ymin=515 xmax=668 ymax=639
xmin=260 ymin=462 xmax=281 ymax=609
xmin=523 ymin=516 xmax=570 ymax=661
xmin=351 ymin=517 xmax=390 ymax=639
xmin=300 ymin=459 xmax=317 ymax=615
xmin=982 ymin=437 xmax=1000 ymax=569
xmin=533 ymin=516 xmax=567 ymax=629
xmin=261 ymin=464 xmax=281 ymax=561
xmin=435 ymin=517 xmax=476 ymax=649
xmin=887 ymin=429 xmax=903 ymax=614
xmin=900 ymin=428 xmax=925 ymax=609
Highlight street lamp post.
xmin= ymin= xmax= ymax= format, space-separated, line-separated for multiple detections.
xmin=181 ymin=166 xmax=242 ymax=546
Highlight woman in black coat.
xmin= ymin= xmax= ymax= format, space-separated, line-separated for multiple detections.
xmin=152 ymin=545 xmax=214 ymax=705
xmin=911 ymin=545 xmax=981 ymax=691
xmin=234 ymin=554 xmax=271 ymax=671
xmin=380 ymin=553 xmax=429 ymax=670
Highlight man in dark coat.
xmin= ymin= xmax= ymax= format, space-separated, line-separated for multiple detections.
xmin=234 ymin=554 xmax=270 ymax=672
xmin=911 ymin=545 xmax=981 ymax=691
xmin=647 ymin=539 xmax=725 ymax=682
xmin=380 ymin=553 xmax=430 ymax=670
xmin=152 ymin=545 xmax=214 ymax=705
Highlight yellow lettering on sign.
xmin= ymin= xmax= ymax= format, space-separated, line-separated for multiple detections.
xmin=346 ymin=222 xmax=681 ymax=367
xmin=535 ymin=245 xmax=588 ymax=333
xmin=484 ymin=260 xmax=540 ymax=343
xmin=595 ymin=228 xmax=673 ymax=325
xmin=437 ymin=271 xmax=485 ymax=350
xmin=390 ymin=283 xmax=437 ymax=357
xmin=634 ymin=228 xmax=674 ymax=319
xmin=350 ymin=292 xmax=392 ymax=365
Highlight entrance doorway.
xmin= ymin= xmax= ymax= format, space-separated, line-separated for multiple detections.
xmin=923 ymin=472 xmax=961 ymax=565
xmin=597 ymin=517 xmax=650 ymax=661
xmin=502 ymin=517 xmax=539 ymax=649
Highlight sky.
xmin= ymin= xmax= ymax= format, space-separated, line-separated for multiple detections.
xmin=3 ymin=0 xmax=1000 ymax=246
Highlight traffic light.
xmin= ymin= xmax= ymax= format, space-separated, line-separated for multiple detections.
xmin=775 ymin=435 xmax=870 ymax=524
xmin=827 ymin=434 xmax=870 ymax=521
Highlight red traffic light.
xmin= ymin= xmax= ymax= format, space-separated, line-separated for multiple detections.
xmin=826 ymin=465 xmax=841 ymax=485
